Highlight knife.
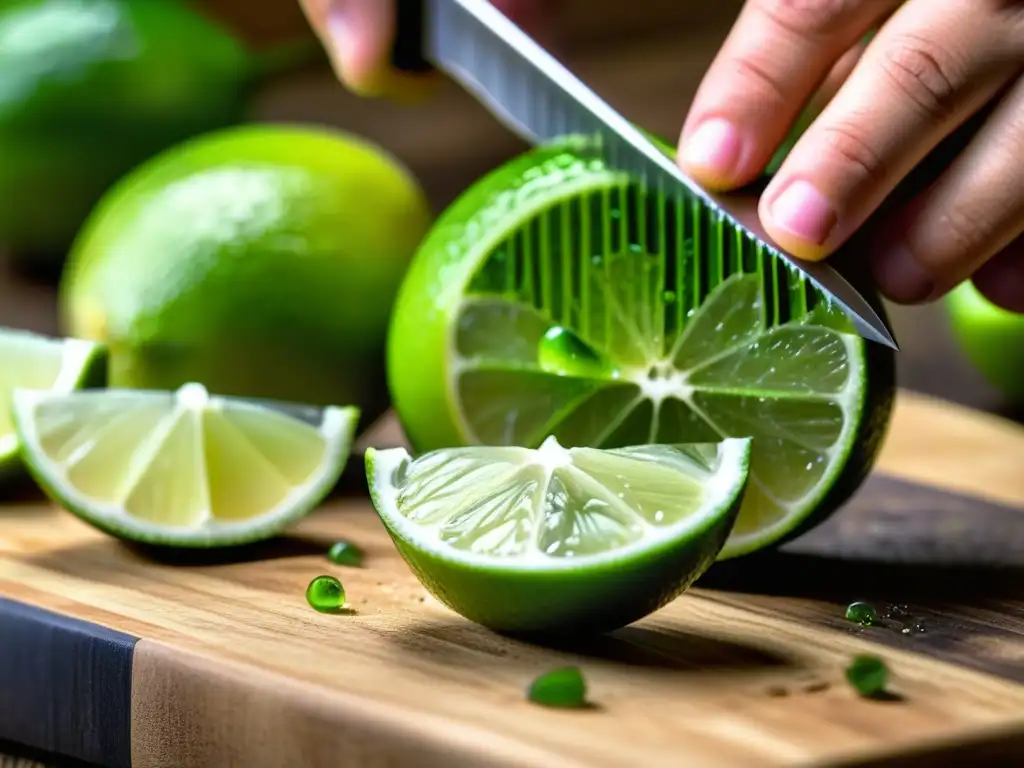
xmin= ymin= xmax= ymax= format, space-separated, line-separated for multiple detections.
xmin=390 ymin=0 xmax=899 ymax=350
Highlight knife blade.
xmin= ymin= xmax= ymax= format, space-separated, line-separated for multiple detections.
xmin=391 ymin=0 xmax=899 ymax=350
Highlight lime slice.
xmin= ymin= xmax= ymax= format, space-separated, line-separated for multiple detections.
xmin=387 ymin=137 xmax=896 ymax=559
xmin=12 ymin=382 xmax=359 ymax=547
xmin=367 ymin=437 xmax=752 ymax=634
xmin=0 ymin=328 xmax=105 ymax=473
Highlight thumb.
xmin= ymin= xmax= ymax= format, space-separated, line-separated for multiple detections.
xmin=299 ymin=0 xmax=395 ymax=95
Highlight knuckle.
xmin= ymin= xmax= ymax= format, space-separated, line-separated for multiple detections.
xmin=757 ymin=0 xmax=866 ymax=38
xmin=878 ymin=34 xmax=962 ymax=121
xmin=818 ymin=121 xmax=889 ymax=187
xmin=935 ymin=205 xmax=989 ymax=266
xmin=729 ymin=54 xmax=793 ymax=106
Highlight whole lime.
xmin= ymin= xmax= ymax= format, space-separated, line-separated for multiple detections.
xmin=61 ymin=123 xmax=433 ymax=425
xmin=946 ymin=281 xmax=1024 ymax=405
xmin=0 ymin=0 xmax=310 ymax=264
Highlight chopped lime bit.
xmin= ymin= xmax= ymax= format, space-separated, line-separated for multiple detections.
xmin=845 ymin=654 xmax=889 ymax=697
xmin=306 ymin=575 xmax=346 ymax=612
xmin=527 ymin=666 xmax=588 ymax=708
xmin=327 ymin=540 xmax=364 ymax=566
xmin=845 ymin=601 xmax=877 ymax=626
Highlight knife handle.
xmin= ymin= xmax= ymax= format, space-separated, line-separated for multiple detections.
xmin=392 ymin=0 xmax=433 ymax=73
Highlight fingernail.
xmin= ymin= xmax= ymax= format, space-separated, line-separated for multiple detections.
xmin=326 ymin=5 xmax=352 ymax=74
xmin=680 ymin=119 xmax=744 ymax=180
xmin=872 ymin=243 xmax=934 ymax=304
xmin=767 ymin=179 xmax=837 ymax=245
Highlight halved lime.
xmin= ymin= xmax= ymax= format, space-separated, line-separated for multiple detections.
xmin=367 ymin=437 xmax=752 ymax=634
xmin=0 ymin=327 xmax=105 ymax=473
xmin=387 ymin=137 xmax=896 ymax=559
xmin=12 ymin=382 xmax=359 ymax=547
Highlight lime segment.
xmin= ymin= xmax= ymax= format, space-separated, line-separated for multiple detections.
xmin=367 ymin=436 xmax=752 ymax=634
xmin=12 ymin=383 xmax=359 ymax=547
xmin=0 ymin=327 xmax=105 ymax=472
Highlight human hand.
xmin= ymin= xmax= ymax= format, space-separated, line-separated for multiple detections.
xmin=298 ymin=0 xmax=553 ymax=98
xmin=677 ymin=0 xmax=1024 ymax=313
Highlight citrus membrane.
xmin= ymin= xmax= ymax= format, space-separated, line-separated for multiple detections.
xmin=11 ymin=382 xmax=359 ymax=547
xmin=0 ymin=327 xmax=105 ymax=472
xmin=367 ymin=437 xmax=752 ymax=634
xmin=387 ymin=137 xmax=896 ymax=559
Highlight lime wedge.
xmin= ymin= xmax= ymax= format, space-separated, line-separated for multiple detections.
xmin=0 ymin=328 xmax=105 ymax=473
xmin=12 ymin=382 xmax=359 ymax=547
xmin=388 ymin=138 xmax=896 ymax=559
xmin=367 ymin=437 xmax=752 ymax=634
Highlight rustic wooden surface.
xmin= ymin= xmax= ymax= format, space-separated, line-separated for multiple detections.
xmin=0 ymin=392 xmax=1023 ymax=767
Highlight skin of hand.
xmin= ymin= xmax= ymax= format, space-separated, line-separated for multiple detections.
xmin=678 ymin=0 xmax=1024 ymax=314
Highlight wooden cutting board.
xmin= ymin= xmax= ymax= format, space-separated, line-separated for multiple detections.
xmin=2 ymin=390 xmax=1024 ymax=768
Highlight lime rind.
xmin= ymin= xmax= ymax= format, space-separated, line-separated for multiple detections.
xmin=11 ymin=383 xmax=360 ymax=547
xmin=367 ymin=437 xmax=751 ymax=572
xmin=0 ymin=329 xmax=106 ymax=468
xmin=366 ymin=437 xmax=752 ymax=633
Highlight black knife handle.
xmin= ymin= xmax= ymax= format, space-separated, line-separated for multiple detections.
xmin=392 ymin=0 xmax=433 ymax=73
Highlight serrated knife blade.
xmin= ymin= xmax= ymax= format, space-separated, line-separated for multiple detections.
xmin=392 ymin=0 xmax=898 ymax=350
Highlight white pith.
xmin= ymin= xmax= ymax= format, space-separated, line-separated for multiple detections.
xmin=0 ymin=330 xmax=103 ymax=461
xmin=368 ymin=437 xmax=752 ymax=571
xmin=12 ymin=383 xmax=359 ymax=545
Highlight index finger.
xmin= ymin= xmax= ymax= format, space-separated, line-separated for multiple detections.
xmin=678 ymin=0 xmax=899 ymax=189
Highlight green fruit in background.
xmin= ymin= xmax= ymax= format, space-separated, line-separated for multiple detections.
xmin=945 ymin=281 xmax=1024 ymax=405
xmin=0 ymin=0 xmax=315 ymax=266
xmin=61 ymin=123 xmax=433 ymax=427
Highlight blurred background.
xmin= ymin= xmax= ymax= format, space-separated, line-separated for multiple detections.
xmin=0 ymin=0 xmax=1019 ymax=421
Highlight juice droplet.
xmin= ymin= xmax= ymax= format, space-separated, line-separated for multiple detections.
xmin=327 ymin=540 xmax=364 ymax=567
xmin=845 ymin=654 xmax=889 ymax=698
xmin=538 ymin=326 xmax=615 ymax=378
xmin=527 ymin=666 xmax=589 ymax=708
xmin=845 ymin=601 xmax=877 ymax=626
xmin=306 ymin=575 xmax=346 ymax=612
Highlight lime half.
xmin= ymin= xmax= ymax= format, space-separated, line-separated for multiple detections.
xmin=388 ymin=138 xmax=896 ymax=559
xmin=0 ymin=328 xmax=105 ymax=473
xmin=12 ymin=383 xmax=359 ymax=547
xmin=367 ymin=437 xmax=752 ymax=634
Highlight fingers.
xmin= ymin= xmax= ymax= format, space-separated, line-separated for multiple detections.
xmin=678 ymin=0 xmax=900 ymax=189
xmin=758 ymin=0 xmax=1023 ymax=262
xmin=870 ymin=75 xmax=1024 ymax=307
xmin=299 ymin=0 xmax=556 ymax=99
xmin=299 ymin=0 xmax=397 ymax=95
xmin=972 ymin=239 xmax=1024 ymax=314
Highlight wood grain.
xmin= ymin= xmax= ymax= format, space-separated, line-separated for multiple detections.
xmin=2 ymin=393 xmax=1024 ymax=767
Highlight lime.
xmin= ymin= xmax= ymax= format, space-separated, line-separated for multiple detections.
xmin=12 ymin=382 xmax=358 ymax=547
xmin=0 ymin=0 xmax=317 ymax=263
xmin=945 ymin=281 xmax=1024 ymax=405
xmin=0 ymin=327 xmax=105 ymax=474
xmin=387 ymin=137 xmax=896 ymax=559
xmin=61 ymin=123 xmax=432 ymax=426
xmin=367 ymin=436 xmax=752 ymax=634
